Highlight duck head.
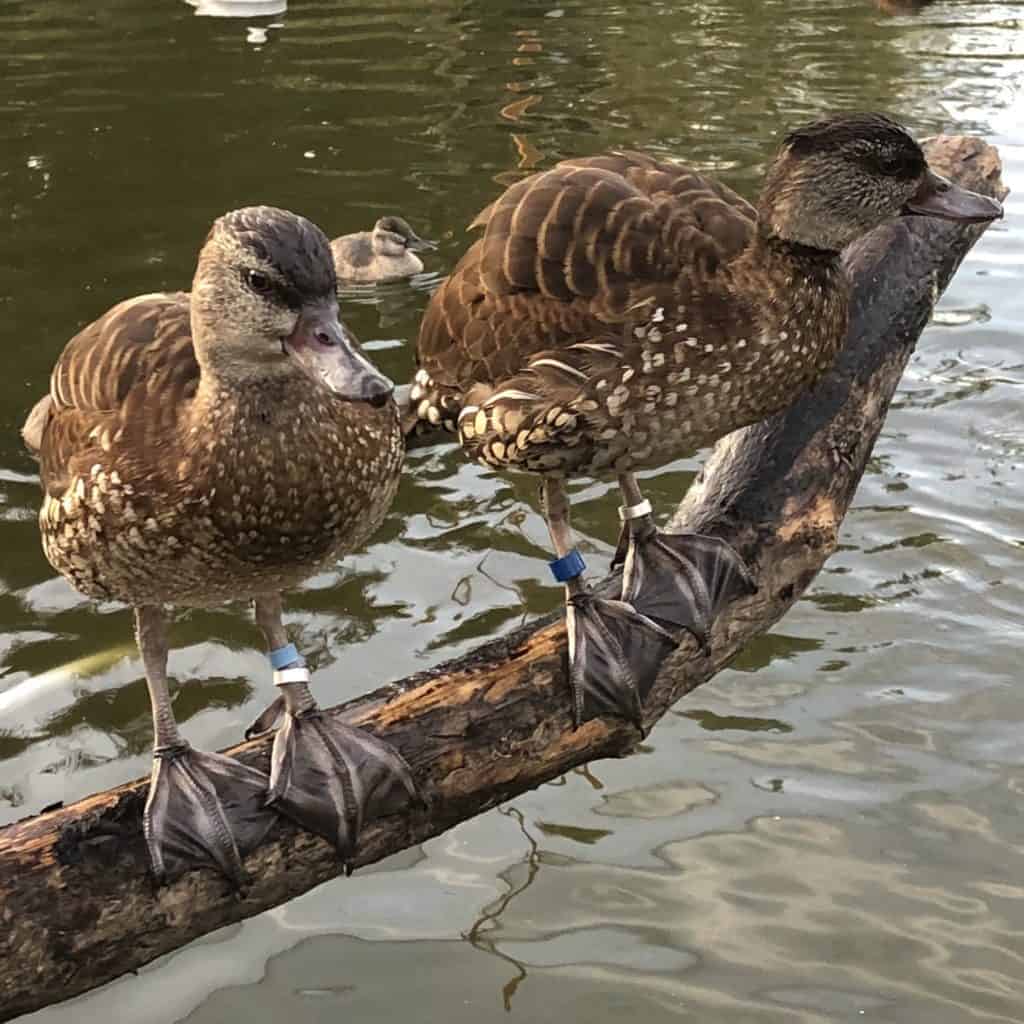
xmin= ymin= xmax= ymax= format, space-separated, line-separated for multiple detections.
xmin=190 ymin=206 xmax=393 ymax=406
xmin=371 ymin=215 xmax=437 ymax=259
xmin=758 ymin=113 xmax=1002 ymax=252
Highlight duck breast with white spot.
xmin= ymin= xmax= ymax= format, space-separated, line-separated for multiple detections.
xmin=412 ymin=113 xmax=1002 ymax=728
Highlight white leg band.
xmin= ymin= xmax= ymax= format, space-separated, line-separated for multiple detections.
xmin=273 ymin=666 xmax=311 ymax=687
xmin=618 ymin=498 xmax=653 ymax=522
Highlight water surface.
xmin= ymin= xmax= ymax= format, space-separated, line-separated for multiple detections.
xmin=1 ymin=1 xmax=1022 ymax=1021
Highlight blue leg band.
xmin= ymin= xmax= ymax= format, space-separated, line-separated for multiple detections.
xmin=549 ymin=549 xmax=586 ymax=583
xmin=269 ymin=643 xmax=303 ymax=669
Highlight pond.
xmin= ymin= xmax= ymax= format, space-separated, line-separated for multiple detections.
xmin=1 ymin=0 xmax=1022 ymax=1020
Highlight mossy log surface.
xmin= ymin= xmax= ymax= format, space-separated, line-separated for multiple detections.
xmin=0 ymin=136 xmax=1006 ymax=1022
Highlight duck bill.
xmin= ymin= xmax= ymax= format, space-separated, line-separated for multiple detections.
xmin=406 ymin=234 xmax=437 ymax=253
xmin=284 ymin=303 xmax=394 ymax=407
xmin=903 ymin=170 xmax=1003 ymax=224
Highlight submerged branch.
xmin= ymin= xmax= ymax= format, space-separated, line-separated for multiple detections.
xmin=0 ymin=136 xmax=1005 ymax=1023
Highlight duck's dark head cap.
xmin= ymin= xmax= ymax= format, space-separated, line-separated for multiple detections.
xmin=216 ymin=206 xmax=337 ymax=301
xmin=783 ymin=112 xmax=926 ymax=179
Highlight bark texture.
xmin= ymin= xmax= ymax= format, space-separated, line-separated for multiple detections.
xmin=0 ymin=136 xmax=1006 ymax=1022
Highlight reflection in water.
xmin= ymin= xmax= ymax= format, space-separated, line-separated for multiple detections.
xmin=475 ymin=809 xmax=1024 ymax=1019
xmin=679 ymin=708 xmax=794 ymax=734
xmin=465 ymin=807 xmax=539 ymax=1011
xmin=496 ymin=25 xmax=548 ymax=184
xmin=875 ymin=0 xmax=936 ymax=12
xmin=186 ymin=1 xmax=287 ymax=17
xmin=0 ymin=0 xmax=1022 ymax=1021
xmin=574 ymin=762 xmax=607 ymax=790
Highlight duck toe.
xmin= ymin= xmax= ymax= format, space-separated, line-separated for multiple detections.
xmin=266 ymin=710 xmax=420 ymax=868
xmin=566 ymin=591 xmax=678 ymax=729
xmin=244 ymin=693 xmax=285 ymax=740
xmin=143 ymin=744 xmax=278 ymax=887
xmin=620 ymin=529 xmax=756 ymax=646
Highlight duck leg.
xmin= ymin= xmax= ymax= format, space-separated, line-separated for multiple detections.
xmin=615 ymin=472 xmax=755 ymax=648
xmin=246 ymin=594 xmax=419 ymax=868
xmin=541 ymin=478 xmax=676 ymax=729
xmin=138 ymin=605 xmax=277 ymax=886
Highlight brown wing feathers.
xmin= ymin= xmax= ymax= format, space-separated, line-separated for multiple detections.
xmin=49 ymin=294 xmax=194 ymax=414
xmin=478 ymin=165 xmax=669 ymax=308
xmin=416 ymin=151 xmax=757 ymax=404
xmin=27 ymin=293 xmax=198 ymax=496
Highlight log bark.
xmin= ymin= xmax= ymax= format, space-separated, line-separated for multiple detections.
xmin=0 ymin=136 xmax=1006 ymax=1022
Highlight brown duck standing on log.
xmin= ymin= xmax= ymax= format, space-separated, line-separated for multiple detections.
xmin=411 ymin=113 xmax=1002 ymax=727
xmin=22 ymin=206 xmax=418 ymax=885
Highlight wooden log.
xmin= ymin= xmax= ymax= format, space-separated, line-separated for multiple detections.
xmin=0 ymin=136 xmax=1006 ymax=1022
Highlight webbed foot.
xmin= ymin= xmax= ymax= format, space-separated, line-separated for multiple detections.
xmin=620 ymin=525 xmax=755 ymax=647
xmin=246 ymin=694 xmax=284 ymax=739
xmin=143 ymin=743 xmax=278 ymax=886
xmin=566 ymin=589 xmax=677 ymax=728
xmin=264 ymin=708 xmax=419 ymax=866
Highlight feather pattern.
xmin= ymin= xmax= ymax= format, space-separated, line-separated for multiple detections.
xmin=415 ymin=149 xmax=846 ymax=477
xmin=31 ymin=293 xmax=197 ymax=496
xmin=26 ymin=290 xmax=402 ymax=607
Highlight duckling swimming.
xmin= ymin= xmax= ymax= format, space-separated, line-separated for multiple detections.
xmin=411 ymin=113 xmax=1002 ymax=728
xmin=23 ymin=206 xmax=418 ymax=884
xmin=331 ymin=215 xmax=436 ymax=283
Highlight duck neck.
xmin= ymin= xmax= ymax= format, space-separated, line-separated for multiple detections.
xmin=190 ymin=345 xmax=306 ymax=436
xmin=199 ymin=369 xmax=300 ymax=416
xmin=729 ymin=226 xmax=849 ymax=375
xmin=737 ymin=227 xmax=845 ymax=308
xmin=749 ymin=227 xmax=841 ymax=274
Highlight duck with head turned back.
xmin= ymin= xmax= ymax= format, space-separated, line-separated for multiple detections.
xmin=412 ymin=113 xmax=1002 ymax=729
xmin=331 ymin=215 xmax=436 ymax=284
xmin=23 ymin=206 xmax=419 ymax=885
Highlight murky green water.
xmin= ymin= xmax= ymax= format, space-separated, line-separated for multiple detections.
xmin=2 ymin=0 xmax=1022 ymax=1020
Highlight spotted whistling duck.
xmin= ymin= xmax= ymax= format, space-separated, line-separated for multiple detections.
xmin=23 ymin=206 xmax=418 ymax=884
xmin=410 ymin=113 xmax=1002 ymax=727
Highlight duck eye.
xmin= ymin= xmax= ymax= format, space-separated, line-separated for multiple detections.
xmin=877 ymin=152 xmax=905 ymax=176
xmin=247 ymin=270 xmax=273 ymax=295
